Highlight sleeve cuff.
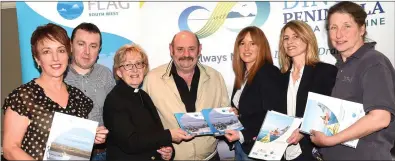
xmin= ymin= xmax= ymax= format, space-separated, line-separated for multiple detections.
xmin=238 ymin=131 xmax=245 ymax=144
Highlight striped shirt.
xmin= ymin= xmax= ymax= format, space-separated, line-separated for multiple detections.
xmin=64 ymin=63 xmax=116 ymax=126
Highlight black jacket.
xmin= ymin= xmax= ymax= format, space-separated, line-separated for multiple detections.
xmin=103 ymin=80 xmax=173 ymax=160
xmin=231 ymin=63 xmax=286 ymax=154
xmin=280 ymin=62 xmax=337 ymax=160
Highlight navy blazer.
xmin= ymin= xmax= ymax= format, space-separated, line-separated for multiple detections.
xmin=103 ymin=80 xmax=173 ymax=160
xmin=231 ymin=63 xmax=286 ymax=154
xmin=280 ymin=62 xmax=337 ymax=161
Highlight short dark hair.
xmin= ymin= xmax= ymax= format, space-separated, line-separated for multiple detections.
xmin=326 ymin=1 xmax=367 ymax=38
xmin=31 ymin=23 xmax=71 ymax=59
xmin=71 ymin=22 xmax=102 ymax=46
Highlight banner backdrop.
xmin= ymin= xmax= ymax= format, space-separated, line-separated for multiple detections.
xmin=15 ymin=1 xmax=395 ymax=159
xmin=17 ymin=1 xmax=394 ymax=98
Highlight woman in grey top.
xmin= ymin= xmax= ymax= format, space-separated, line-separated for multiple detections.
xmin=310 ymin=1 xmax=395 ymax=160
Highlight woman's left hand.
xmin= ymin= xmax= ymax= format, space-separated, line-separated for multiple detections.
xmin=157 ymin=146 xmax=173 ymax=160
xmin=95 ymin=126 xmax=109 ymax=144
xmin=310 ymin=130 xmax=337 ymax=147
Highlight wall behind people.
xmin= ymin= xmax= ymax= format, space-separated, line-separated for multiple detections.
xmin=15 ymin=2 xmax=394 ymax=97
xmin=1 ymin=7 xmax=22 ymax=144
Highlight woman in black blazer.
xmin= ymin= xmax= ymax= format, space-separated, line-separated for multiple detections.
xmin=278 ymin=20 xmax=337 ymax=161
xmin=103 ymin=44 xmax=192 ymax=161
xmin=224 ymin=26 xmax=285 ymax=160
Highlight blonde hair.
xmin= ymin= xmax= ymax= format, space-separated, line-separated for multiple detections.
xmin=233 ymin=26 xmax=273 ymax=89
xmin=113 ymin=43 xmax=149 ymax=80
xmin=278 ymin=20 xmax=320 ymax=73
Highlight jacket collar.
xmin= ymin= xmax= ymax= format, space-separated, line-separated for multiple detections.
xmin=334 ymin=42 xmax=376 ymax=65
xmin=162 ymin=62 xmax=210 ymax=82
xmin=160 ymin=62 xmax=211 ymax=112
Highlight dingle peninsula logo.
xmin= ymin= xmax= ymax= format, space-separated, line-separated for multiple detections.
xmin=57 ymin=2 xmax=84 ymax=20
xmin=178 ymin=2 xmax=270 ymax=39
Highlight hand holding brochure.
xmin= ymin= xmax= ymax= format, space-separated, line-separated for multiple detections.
xmin=174 ymin=107 xmax=244 ymax=136
xmin=300 ymin=92 xmax=365 ymax=148
xmin=249 ymin=111 xmax=302 ymax=160
xmin=43 ymin=112 xmax=98 ymax=160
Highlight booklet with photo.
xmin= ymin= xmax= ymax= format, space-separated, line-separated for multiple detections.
xmin=300 ymin=92 xmax=365 ymax=148
xmin=43 ymin=112 xmax=98 ymax=160
xmin=249 ymin=110 xmax=302 ymax=161
xmin=174 ymin=107 xmax=244 ymax=136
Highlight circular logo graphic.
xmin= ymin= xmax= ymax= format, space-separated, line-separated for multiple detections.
xmin=178 ymin=2 xmax=270 ymax=39
xmin=57 ymin=2 xmax=84 ymax=20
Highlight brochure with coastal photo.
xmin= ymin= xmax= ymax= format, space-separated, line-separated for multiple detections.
xmin=201 ymin=107 xmax=244 ymax=135
xmin=174 ymin=107 xmax=243 ymax=136
xmin=43 ymin=112 xmax=98 ymax=160
xmin=300 ymin=92 xmax=365 ymax=148
xmin=249 ymin=111 xmax=302 ymax=161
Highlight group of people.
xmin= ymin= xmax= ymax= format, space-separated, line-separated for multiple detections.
xmin=2 ymin=1 xmax=395 ymax=161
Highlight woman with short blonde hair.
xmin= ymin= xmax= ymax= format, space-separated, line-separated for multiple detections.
xmin=104 ymin=43 xmax=192 ymax=161
xmin=113 ymin=43 xmax=150 ymax=80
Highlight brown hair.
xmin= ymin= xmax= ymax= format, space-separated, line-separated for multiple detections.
xmin=233 ymin=26 xmax=273 ymax=89
xmin=326 ymin=1 xmax=367 ymax=39
xmin=113 ymin=43 xmax=149 ymax=80
xmin=30 ymin=23 xmax=71 ymax=59
xmin=278 ymin=20 xmax=320 ymax=73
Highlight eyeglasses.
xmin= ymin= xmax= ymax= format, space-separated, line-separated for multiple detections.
xmin=119 ymin=62 xmax=145 ymax=71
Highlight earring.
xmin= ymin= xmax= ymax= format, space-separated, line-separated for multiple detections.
xmin=37 ymin=64 xmax=40 ymax=69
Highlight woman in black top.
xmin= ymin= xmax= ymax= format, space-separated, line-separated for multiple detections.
xmin=277 ymin=20 xmax=337 ymax=161
xmin=2 ymin=23 xmax=107 ymax=160
xmin=103 ymin=43 xmax=192 ymax=160
xmin=224 ymin=26 xmax=284 ymax=160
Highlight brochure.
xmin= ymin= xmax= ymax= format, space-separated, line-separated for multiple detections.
xmin=174 ymin=107 xmax=243 ymax=136
xmin=249 ymin=110 xmax=302 ymax=160
xmin=300 ymin=92 xmax=365 ymax=148
xmin=43 ymin=112 xmax=98 ymax=160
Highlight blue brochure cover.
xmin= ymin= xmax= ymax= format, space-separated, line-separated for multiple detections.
xmin=174 ymin=107 xmax=243 ymax=136
xmin=201 ymin=107 xmax=244 ymax=136
xmin=174 ymin=112 xmax=213 ymax=135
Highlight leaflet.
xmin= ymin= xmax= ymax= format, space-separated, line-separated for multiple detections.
xmin=300 ymin=92 xmax=365 ymax=148
xmin=174 ymin=107 xmax=243 ymax=136
xmin=43 ymin=112 xmax=98 ymax=160
xmin=249 ymin=111 xmax=302 ymax=160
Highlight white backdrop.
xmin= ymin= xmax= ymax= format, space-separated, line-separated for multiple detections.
xmin=17 ymin=2 xmax=394 ymax=95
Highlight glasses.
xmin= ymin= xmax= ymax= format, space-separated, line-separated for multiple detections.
xmin=120 ymin=62 xmax=145 ymax=71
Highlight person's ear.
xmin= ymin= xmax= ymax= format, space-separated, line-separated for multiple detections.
xmin=34 ymin=57 xmax=41 ymax=66
xmin=360 ymin=25 xmax=366 ymax=37
xmin=169 ymin=44 xmax=174 ymax=57
xmin=116 ymin=68 xmax=123 ymax=79
xmin=70 ymin=41 xmax=74 ymax=52
xmin=198 ymin=44 xmax=202 ymax=55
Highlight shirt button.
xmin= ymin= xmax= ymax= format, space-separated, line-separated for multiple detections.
xmin=151 ymin=156 xmax=155 ymax=160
